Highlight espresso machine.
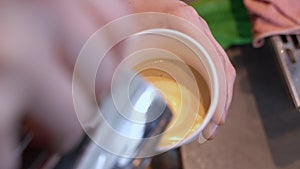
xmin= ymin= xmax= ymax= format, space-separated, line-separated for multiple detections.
xmin=268 ymin=34 xmax=300 ymax=111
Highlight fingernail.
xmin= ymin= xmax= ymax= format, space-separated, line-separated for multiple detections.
xmin=218 ymin=114 xmax=226 ymax=126
xmin=207 ymin=123 xmax=218 ymax=140
xmin=198 ymin=132 xmax=207 ymax=144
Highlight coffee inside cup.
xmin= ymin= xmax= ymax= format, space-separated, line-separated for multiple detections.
xmin=135 ymin=59 xmax=211 ymax=148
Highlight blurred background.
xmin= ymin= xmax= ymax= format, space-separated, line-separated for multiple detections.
xmin=181 ymin=40 xmax=300 ymax=169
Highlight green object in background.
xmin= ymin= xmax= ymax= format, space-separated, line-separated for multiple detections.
xmin=190 ymin=0 xmax=252 ymax=49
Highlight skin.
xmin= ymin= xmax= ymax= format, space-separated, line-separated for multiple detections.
xmin=0 ymin=1 xmax=235 ymax=169
xmin=128 ymin=0 xmax=236 ymax=139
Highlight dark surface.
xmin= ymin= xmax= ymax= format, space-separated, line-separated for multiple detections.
xmin=231 ymin=43 xmax=300 ymax=167
xmin=150 ymin=148 xmax=183 ymax=169
xmin=181 ymin=43 xmax=300 ymax=169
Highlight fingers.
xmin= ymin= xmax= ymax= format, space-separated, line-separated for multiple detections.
xmin=207 ymin=47 xmax=235 ymax=140
xmin=203 ymin=40 xmax=236 ymax=140
xmin=0 ymin=77 xmax=25 ymax=169
xmin=149 ymin=0 xmax=236 ymax=126
xmin=21 ymin=19 xmax=85 ymax=153
xmin=0 ymin=1 xmax=133 ymax=166
xmin=48 ymin=0 xmax=130 ymax=99
xmin=0 ymin=0 xmax=131 ymax=156
xmin=178 ymin=0 xmax=236 ymax=126
xmin=49 ymin=0 xmax=130 ymax=66
xmin=0 ymin=2 xmax=97 ymax=155
xmin=26 ymin=53 xmax=84 ymax=154
xmin=202 ymin=121 xmax=218 ymax=140
xmin=223 ymin=61 xmax=236 ymax=121
xmin=170 ymin=0 xmax=235 ymax=136
xmin=50 ymin=0 xmax=100 ymax=65
xmin=85 ymin=0 xmax=131 ymax=22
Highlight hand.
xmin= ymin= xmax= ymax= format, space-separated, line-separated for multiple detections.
xmin=169 ymin=1 xmax=236 ymax=141
xmin=129 ymin=0 xmax=236 ymax=140
xmin=168 ymin=0 xmax=236 ymax=141
xmin=0 ymin=1 xmax=130 ymax=169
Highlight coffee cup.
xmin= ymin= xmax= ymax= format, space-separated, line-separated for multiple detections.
xmin=114 ymin=28 xmax=224 ymax=152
